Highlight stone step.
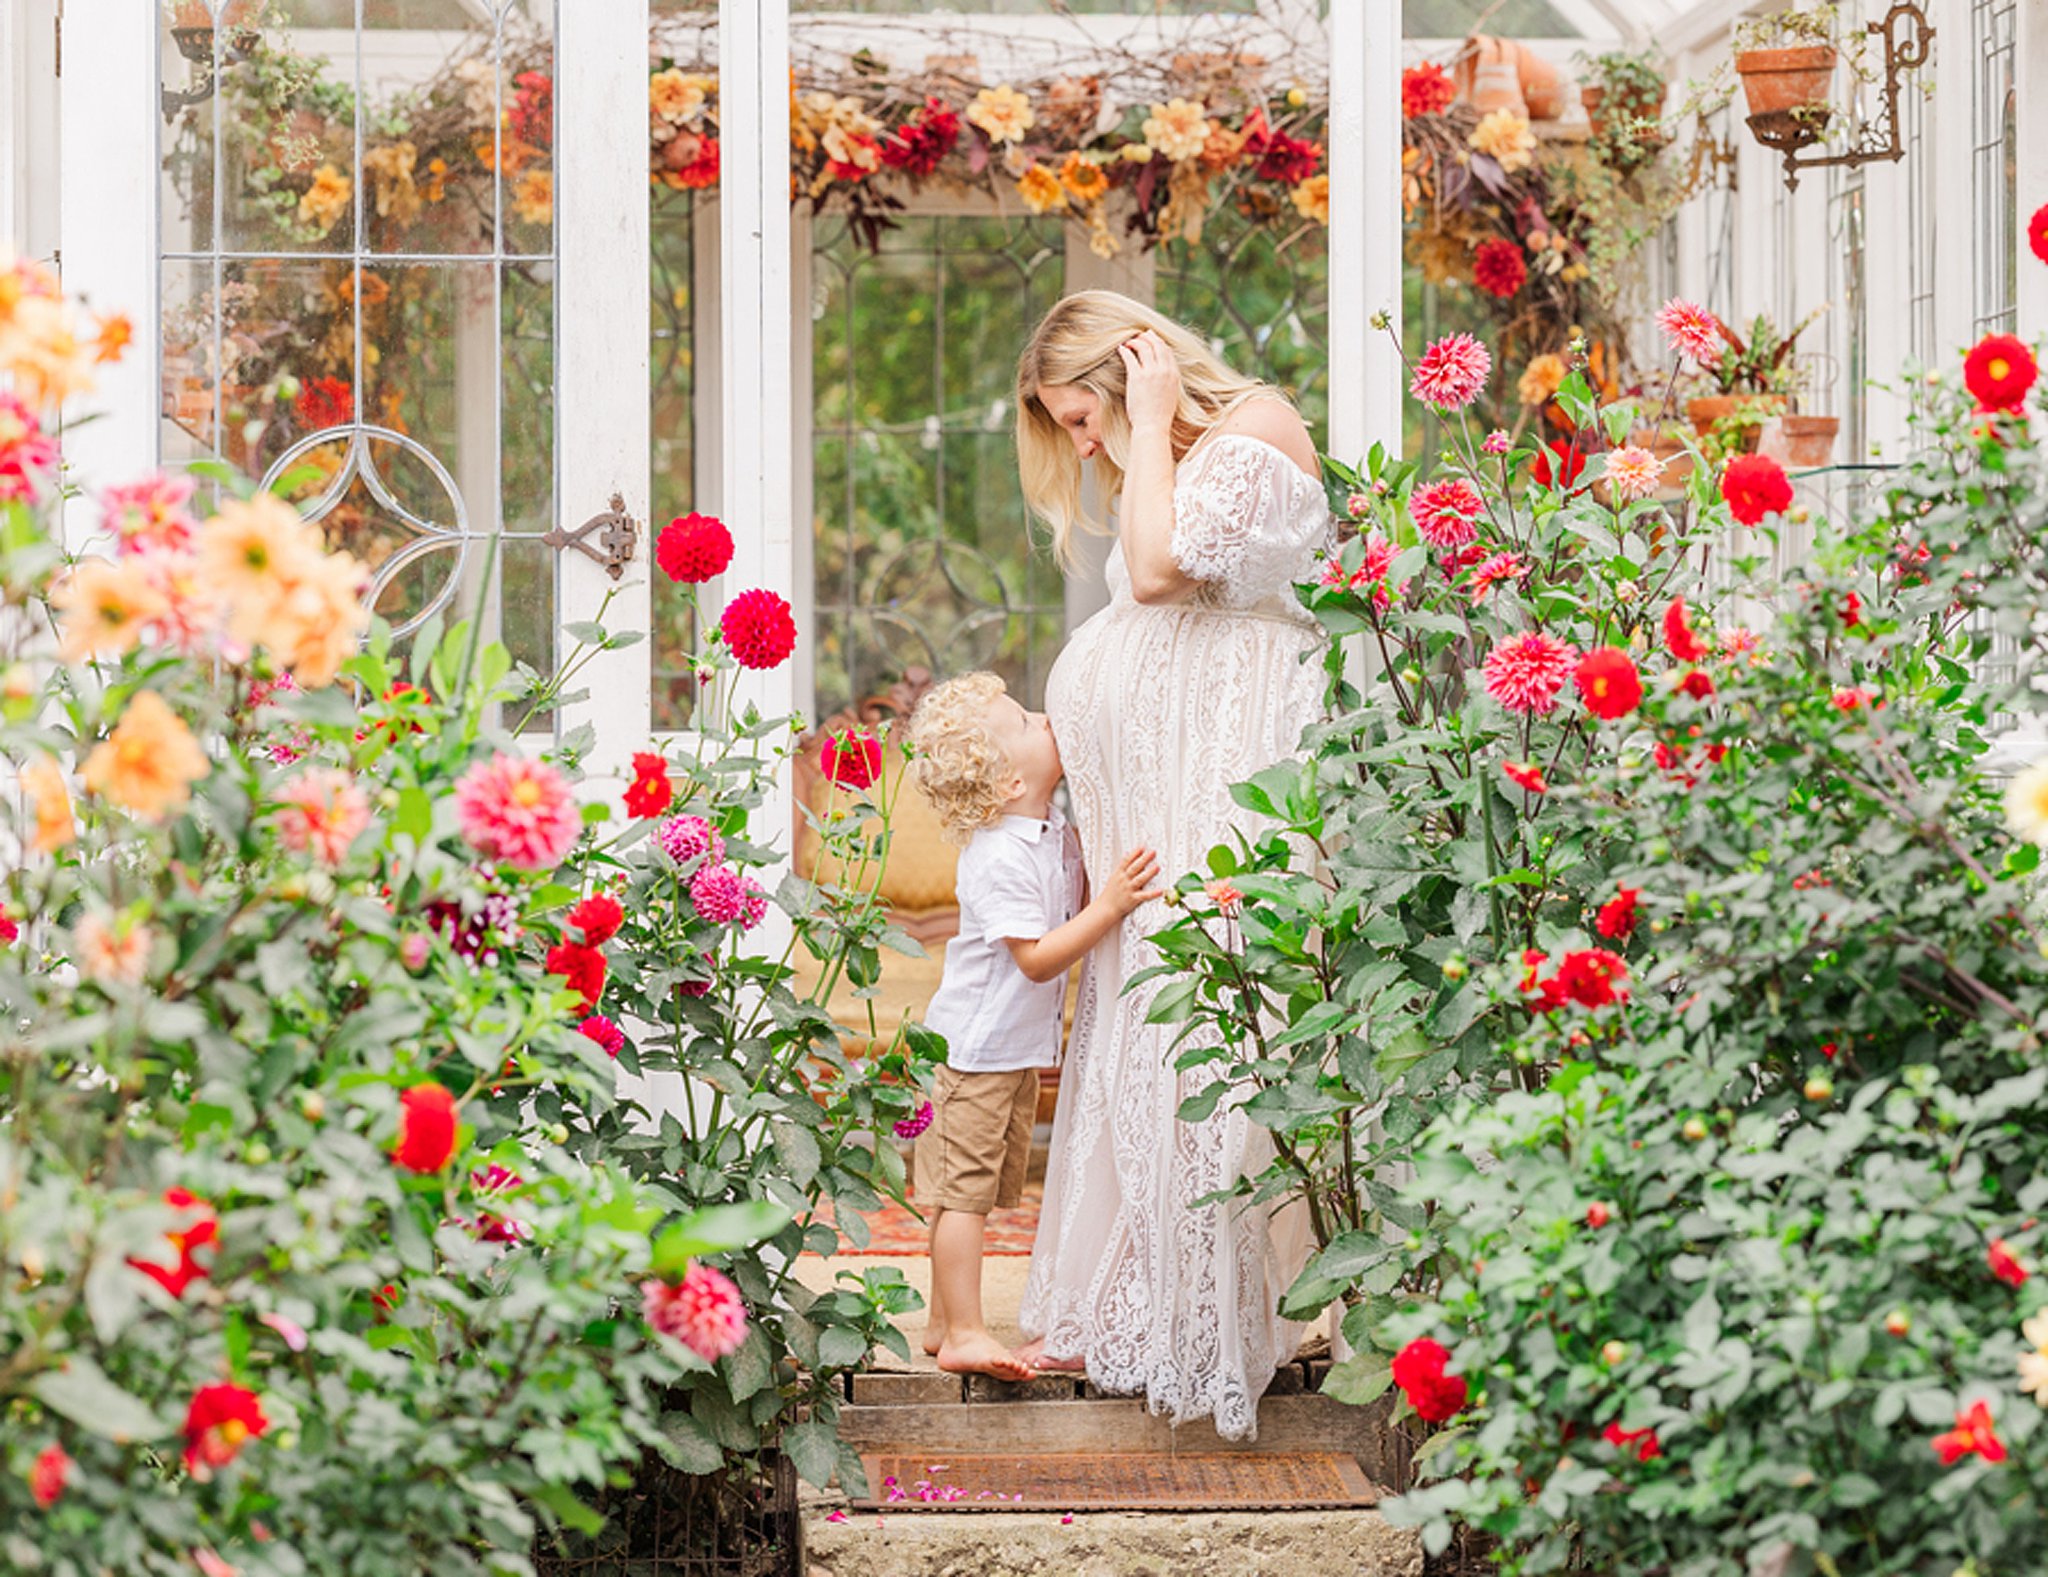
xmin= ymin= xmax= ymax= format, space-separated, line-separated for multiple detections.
xmin=802 ymin=1503 xmax=1424 ymax=1577
xmin=836 ymin=1394 xmax=1409 ymax=1491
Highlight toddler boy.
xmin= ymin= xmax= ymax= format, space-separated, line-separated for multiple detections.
xmin=906 ymin=672 xmax=1161 ymax=1380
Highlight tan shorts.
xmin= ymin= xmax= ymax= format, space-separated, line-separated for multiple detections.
xmin=917 ymin=1065 xmax=1040 ymax=1215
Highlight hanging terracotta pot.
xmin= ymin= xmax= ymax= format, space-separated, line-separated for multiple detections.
xmin=1781 ymin=413 xmax=1839 ymax=467
xmin=1735 ymin=45 xmax=1837 ymax=118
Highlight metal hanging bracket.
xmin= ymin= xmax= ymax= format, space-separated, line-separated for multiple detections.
xmin=545 ymin=491 xmax=639 ymax=580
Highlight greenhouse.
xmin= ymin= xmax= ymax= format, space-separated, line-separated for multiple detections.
xmin=3 ymin=0 xmax=2047 ymax=1573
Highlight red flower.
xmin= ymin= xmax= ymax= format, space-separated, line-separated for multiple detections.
xmin=1832 ymin=686 xmax=1869 ymax=712
xmin=1677 ymin=669 xmax=1715 ymax=701
xmin=720 ymin=589 xmax=797 ymax=670
xmin=393 ymin=1082 xmax=459 ymax=1173
xmin=1720 ymin=453 xmax=1793 ymax=526
xmin=1602 ymin=1420 xmax=1662 ymax=1462
xmin=1574 ymin=647 xmax=1642 ymax=720
xmin=1390 ymin=1336 xmax=1467 ymax=1422
xmin=1557 ymin=948 xmax=1629 ymax=1008
xmin=294 ymin=376 xmax=353 ymax=430
xmin=1595 ymin=887 xmax=1639 ymax=941
xmin=579 ymin=1013 xmax=626 ymax=1058
xmin=1654 ymin=299 xmax=1724 ymax=367
xmin=1932 ymin=1400 xmax=2007 ymax=1466
xmin=1837 ymin=591 xmax=1863 ymax=629
xmin=1585 ymin=1202 xmax=1612 ymax=1229
xmin=1503 ymin=760 xmax=1548 ymax=795
xmin=1484 ymin=630 xmax=1579 ymax=716
xmin=881 ymin=97 xmax=961 ymax=176
xmin=672 ymin=135 xmax=720 ymax=189
xmin=509 ymin=70 xmax=552 ymax=149
xmin=623 ymin=751 xmax=673 ymax=818
xmin=1988 ymin=1237 xmax=2029 ymax=1287
xmin=1472 ymin=237 xmax=1527 ymax=300
xmin=127 ymin=1186 xmax=220 ymax=1298
xmin=1521 ymin=948 xmax=1570 ymax=1014
xmin=822 ymin=728 xmax=884 ymax=790
xmin=1468 ymin=552 xmax=1524 ymax=605
xmin=656 ymin=512 xmax=734 ymax=584
xmin=643 ymin=1263 xmax=750 ymax=1361
xmin=1963 ymin=334 xmax=2037 ymax=413
xmin=1410 ymin=478 xmax=1484 ymax=550
xmin=1245 ymin=118 xmax=1321 ymax=185
xmin=546 ymin=941 xmax=608 ymax=1010
xmin=1401 ymin=61 xmax=1456 ymax=119
xmin=183 ymin=1383 xmax=269 ymax=1476
xmin=1663 ymin=597 xmax=1707 ymax=662
xmin=566 ymin=893 xmax=624 ymax=946
xmin=0 ymin=914 xmax=15 ymax=945
xmin=1530 ymin=437 xmax=1588 ymax=492
xmin=30 ymin=1444 xmax=70 ymax=1508
xmin=2032 ymin=202 xmax=2048 ymax=266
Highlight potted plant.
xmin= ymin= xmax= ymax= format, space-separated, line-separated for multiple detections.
xmin=1732 ymin=5 xmax=1840 ymax=147
xmin=1778 ymin=402 xmax=1840 ymax=467
xmin=1684 ymin=304 xmax=1827 ymax=447
xmin=1579 ymin=51 xmax=1666 ymax=141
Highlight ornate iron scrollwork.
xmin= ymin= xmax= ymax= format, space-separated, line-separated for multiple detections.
xmin=1752 ymin=2 xmax=1935 ymax=191
xmin=545 ymin=492 xmax=639 ymax=580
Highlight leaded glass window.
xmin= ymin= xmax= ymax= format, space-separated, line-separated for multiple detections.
xmin=1972 ymin=0 xmax=2018 ymax=333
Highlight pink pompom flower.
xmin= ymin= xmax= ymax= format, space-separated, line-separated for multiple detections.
xmin=656 ymin=813 xmax=723 ymax=867
xmin=1409 ymin=333 xmax=1492 ymax=411
xmin=1482 ymin=429 xmax=1511 ymax=455
xmin=690 ymin=862 xmax=748 ymax=924
xmin=272 ymin=767 xmax=372 ymax=866
xmin=0 ymin=394 xmax=60 ymax=505
xmin=453 ymin=754 xmax=582 ymax=870
xmin=1483 ymin=630 xmax=1579 ymax=716
xmin=642 ymin=1263 xmax=749 ymax=1361
xmin=894 ymin=1100 xmax=934 ymax=1139
xmin=1654 ymin=298 xmax=1723 ymax=367
xmin=579 ymin=1013 xmax=626 ymax=1057
xmin=1409 ymin=478 xmax=1484 ymax=550
xmin=738 ymin=874 xmax=770 ymax=931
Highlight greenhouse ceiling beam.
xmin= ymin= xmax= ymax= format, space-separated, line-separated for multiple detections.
xmin=1544 ymin=0 xmax=1652 ymax=48
xmin=1660 ymin=0 xmax=1759 ymax=57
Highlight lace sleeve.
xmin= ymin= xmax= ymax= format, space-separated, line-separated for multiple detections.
xmin=1169 ymin=436 xmax=1329 ymax=602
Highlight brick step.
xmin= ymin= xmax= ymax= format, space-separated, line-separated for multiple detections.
xmin=847 ymin=1352 xmax=1332 ymax=1408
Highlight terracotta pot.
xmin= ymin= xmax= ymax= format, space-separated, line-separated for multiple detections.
xmin=1687 ymin=392 xmax=1786 ymax=440
xmin=1583 ymin=77 xmax=1667 ymax=142
xmin=1781 ymin=413 xmax=1839 ymax=468
xmin=1458 ymin=34 xmax=1524 ymax=114
xmin=1735 ymin=45 xmax=1837 ymax=118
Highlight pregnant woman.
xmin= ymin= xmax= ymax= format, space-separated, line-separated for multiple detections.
xmin=1012 ymin=291 xmax=1331 ymax=1440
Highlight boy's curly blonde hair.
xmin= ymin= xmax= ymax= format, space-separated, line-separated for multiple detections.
xmin=907 ymin=672 xmax=1015 ymax=843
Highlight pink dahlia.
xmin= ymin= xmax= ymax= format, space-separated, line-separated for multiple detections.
xmin=453 ymin=754 xmax=581 ymax=869
xmin=470 ymin=1164 xmax=532 ymax=1245
xmin=1482 ymin=429 xmax=1511 ymax=456
xmin=690 ymin=862 xmax=748 ymax=924
xmin=1654 ymin=298 xmax=1724 ymax=367
xmin=101 ymin=471 xmax=199 ymax=554
xmin=656 ymin=813 xmax=723 ymax=867
xmin=0 ymin=394 xmax=60 ymax=505
xmin=1468 ymin=552 xmax=1524 ymax=605
xmin=579 ymin=1013 xmax=626 ymax=1057
xmin=894 ymin=1099 xmax=934 ymax=1139
xmin=642 ymin=1263 xmax=749 ymax=1361
xmin=1409 ymin=333 xmax=1492 ymax=412
xmin=1410 ymin=478 xmax=1484 ymax=550
xmin=272 ymin=767 xmax=372 ymax=866
xmin=1604 ymin=445 xmax=1663 ymax=503
xmin=738 ymin=874 xmax=770 ymax=932
xmin=1483 ymin=630 xmax=1578 ymax=716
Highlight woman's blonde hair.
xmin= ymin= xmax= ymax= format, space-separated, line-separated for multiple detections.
xmin=906 ymin=672 xmax=1015 ymax=844
xmin=1016 ymin=289 xmax=1281 ymax=567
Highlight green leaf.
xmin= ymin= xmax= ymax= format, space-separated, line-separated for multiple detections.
xmin=30 ymin=1357 xmax=169 ymax=1444
xmin=651 ymin=1201 xmax=793 ymax=1274
xmin=783 ymin=1418 xmax=843 ymax=1489
xmin=722 ymin=1329 xmax=773 ymax=1403
xmin=394 ymin=787 xmax=433 ymax=845
xmin=818 ymin=1325 xmax=869 ymax=1370
xmin=1177 ymin=1083 xmax=1227 ymax=1123
xmin=661 ymin=1411 xmax=726 ymax=1474
xmin=1145 ymin=979 xmax=1200 ymax=1026
xmin=529 ymin=1481 xmax=604 ymax=1535
xmin=1321 ymin=1352 xmax=1393 ymax=1407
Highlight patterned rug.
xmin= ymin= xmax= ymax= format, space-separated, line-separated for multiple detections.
xmin=812 ymin=1181 xmax=1042 ymax=1256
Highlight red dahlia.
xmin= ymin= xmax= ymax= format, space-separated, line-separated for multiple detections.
xmin=1409 ymin=477 xmax=1484 ymax=550
xmin=579 ymin=1013 xmax=626 ymax=1057
xmin=1410 ymin=333 xmax=1492 ymax=412
xmin=1401 ymin=62 xmax=1456 ymax=119
xmin=1719 ymin=453 xmax=1793 ymax=526
xmin=1502 ymin=760 xmax=1548 ymax=795
xmin=1988 ymin=1237 xmax=2029 ymax=1287
xmin=822 ymin=727 xmax=884 ymax=790
xmin=1391 ymin=1336 xmax=1467 ymax=1422
xmin=1557 ymin=947 xmax=1629 ymax=1008
xmin=1595 ymin=886 xmax=1640 ymax=941
xmin=1574 ymin=647 xmax=1642 ymax=720
xmin=1472 ymin=237 xmax=1528 ymax=300
xmin=657 ymin=512 xmax=735 ymax=584
xmin=623 ymin=751 xmax=673 ymax=818
xmin=1603 ymin=1420 xmax=1662 ymax=1462
xmin=1585 ymin=1201 xmax=1612 ymax=1228
xmin=1964 ymin=334 xmax=2037 ymax=413
xmin=546 ymin=941 xmax=608 ymax=1010
xmin=1663 ymin=597 xmax=1708 ymax=662
xmin=2033 ymin=202 xmax=2048 ymax=266
xmin=881 ymin=98 xmax=962 ymax=176
xmin=183 ymin=1383 xmax=269 ymax=1476
xmin=720 ymin=588 xmax=797 ymax=670
xmin=566 ymin=893 xmax=624 ymax=946
xmin=127 ymin=1186 xmax=219 ymax=1299
xmin=1932 ymin=1400 xmax=2007 ymax=1467
xmin=295 ymin=376 xmax=354 ymax=431
xmin=1530 ymin=436 xmax=1588 ymax=492
xmin=393 ymin=1082 xmax=459 ymax=1173
xmin=1677 ymin=668 xmax=1715 ymax=701
xmin=30 ymin=1444 xmax=70 ymax=1508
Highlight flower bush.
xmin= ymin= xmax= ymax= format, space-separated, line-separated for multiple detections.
xmin=1384 ymin=347 xmax=2048 ymax=1572
xmin=0 ymin=262 xmax=924 ymax=1572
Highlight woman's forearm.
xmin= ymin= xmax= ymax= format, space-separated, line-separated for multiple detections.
xmin=1121 ymin=422 xmax=1198 ymax=604
xmin=1005 ymin=894 xmax=1129 ymax=984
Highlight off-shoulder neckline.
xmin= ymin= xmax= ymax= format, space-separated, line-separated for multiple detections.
xmin=1176 ymin=430 xmax=1323 ymax=492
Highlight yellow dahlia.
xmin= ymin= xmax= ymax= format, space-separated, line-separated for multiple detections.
xmin=1143 ymin=97 xmax=1211 ymax=162
xmin=1016 ymin=163 xmax=1067 ymax=214
xmin=1060 ymin=151 xmax=1110 ymax=202
xmin=1291 ymin=173 xmax=1330 ymax=225
xmin=1518 ymin=353 xmax=1567 ymax=407
xmin=297 ymin=165 xmax=352 ymax=233
xmin=51 ymin=556 xmax=169 ymax=662
xmin=1469 ymin=108 xmax=1536 ymax=173
xmin=82 ymin=689 xmax=210 ymax=823
xmin=967 ymin=85 xmax=1035 ymax=145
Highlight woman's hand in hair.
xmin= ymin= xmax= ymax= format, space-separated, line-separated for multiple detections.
xmin=1117 ymin=330 xmax=1180 ymax=437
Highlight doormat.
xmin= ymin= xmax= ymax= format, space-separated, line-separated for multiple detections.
xmin=850 ymin=1450 xmax=1379 ymax=1512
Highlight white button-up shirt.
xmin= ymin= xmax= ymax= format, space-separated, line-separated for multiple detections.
xmin=920 ymin=807 xmax=1086 ymax=1073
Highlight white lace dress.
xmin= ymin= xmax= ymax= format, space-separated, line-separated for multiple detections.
xmin=1020 ymin=431 xmax=1331 ymax=1441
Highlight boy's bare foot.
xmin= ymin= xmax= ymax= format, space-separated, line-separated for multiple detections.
xmin=922 ymin=1327 xmax=946 ymax=1358
xmin=1012 ymin=1337 xmax=1086 ymax=1373
xmin=935 ymin=1333 xmax=1038 ymax=1382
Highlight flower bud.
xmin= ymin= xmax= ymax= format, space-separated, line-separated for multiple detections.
xmin=548 ymin=1122 xmax=570 ymax=1145
xmin=1601 ymin=1340 xmax=1627 ymax=1366
xmin=1 ymin=663 xmax=32 ymax=703
xmin=21 ymin=1244 xmax=46 ymax=1281
xmin=1682 ymin=1117 xmax=1708 ymax=1142
xmin=246 ymin=1141 xmax=272 ymax=1166
xmin=1400 ymin=666 xmax=1423 ymax=689
xmin=299 ymin=1090 xmax=327 ymax=1122
xmin=1442 ymin=955 xmax=1467 ymax=982
xmin=1614 ymin=580 xmax=1639 ymax=604
xmin=1884 ymin=1309 xmax=1911 ymax=1337
xmin=1803 ymin=1074 xmax=1833 ymax=1101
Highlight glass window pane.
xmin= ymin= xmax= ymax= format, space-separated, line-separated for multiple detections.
xmin=650 ymin=187 xmax=699 ymax=731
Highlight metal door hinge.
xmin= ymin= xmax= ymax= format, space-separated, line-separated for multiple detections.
xmin=544 ymin=491 xmax=639 ymax=580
